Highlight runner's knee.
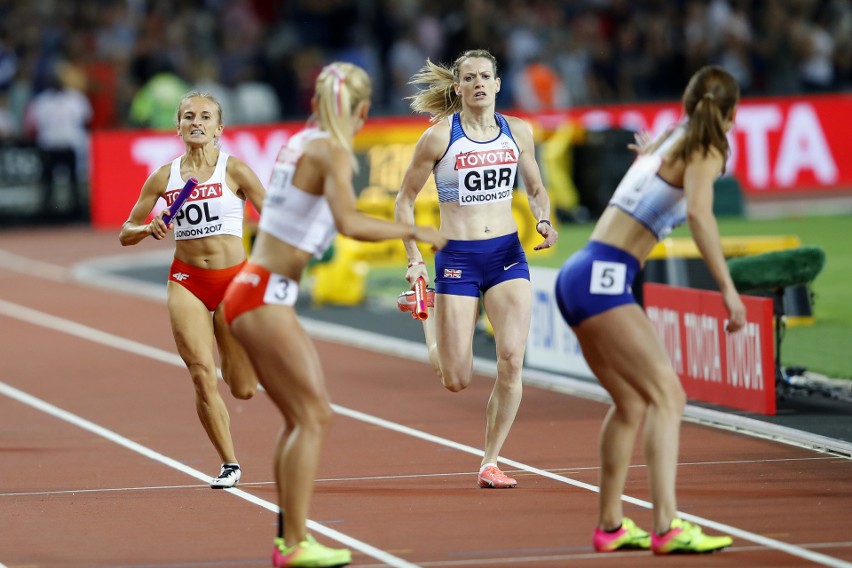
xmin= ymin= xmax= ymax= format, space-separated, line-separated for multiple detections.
xmin=228 ymin=380 xmax=257 ymax=400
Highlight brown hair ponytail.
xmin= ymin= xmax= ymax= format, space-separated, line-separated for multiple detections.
xmin=671 ymin=65 xmax=740 ymax=171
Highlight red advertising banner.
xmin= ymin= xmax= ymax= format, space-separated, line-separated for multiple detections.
xmin=543 ymin=93 xmax=852 ymax=195
xmin=89 ymin=93 xmax=852 ymax=229
xmin=643 ymin=283 xmax=776 ymax=415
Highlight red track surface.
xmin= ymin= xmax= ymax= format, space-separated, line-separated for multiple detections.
xmin=1 ymin=227 xmax=851 ymax=568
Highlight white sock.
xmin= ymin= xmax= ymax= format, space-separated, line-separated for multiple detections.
xmin=479 ymin=463 xmax=497 ymax=473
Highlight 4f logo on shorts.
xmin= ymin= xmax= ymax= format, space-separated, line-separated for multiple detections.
xmin=444 ymin=268 xmax=462 ymax=279
xmin=171 ymin=272 xmax=189 ymax=281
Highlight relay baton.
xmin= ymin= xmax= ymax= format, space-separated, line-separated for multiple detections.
xmin=163 ymin=177 xmax=199 ymax=224
xmin=414 ymin=276 xmax=429 ymax=320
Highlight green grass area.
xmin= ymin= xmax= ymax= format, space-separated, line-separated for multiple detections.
xmin=368 ymin=214 xmax=852 ymax=379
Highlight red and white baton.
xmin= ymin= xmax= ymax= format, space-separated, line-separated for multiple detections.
xmin=413 ymin=276 xmax=429 ymax=320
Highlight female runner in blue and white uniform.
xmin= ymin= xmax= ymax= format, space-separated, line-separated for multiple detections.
xmin=394 ymin=49 xmax=558 ymax=489
xmin=554 ymin=65 xmax=746 ymax=555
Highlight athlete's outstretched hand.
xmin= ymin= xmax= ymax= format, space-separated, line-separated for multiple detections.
xmin=534 ymin=220 xmax=558 ymax=251
xmin=414 ymin=225 xmax=447 ymax=253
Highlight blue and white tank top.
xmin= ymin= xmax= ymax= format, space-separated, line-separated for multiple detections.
xmin=259 ymin=128 xmax=337 ymax=259
xmin=433 ymin=113 xmax=520 ymax=206
xmin=168 ymin=152 xmax=245 ymax=240
xmin=607 ymin=125 xmax=687 ymax=240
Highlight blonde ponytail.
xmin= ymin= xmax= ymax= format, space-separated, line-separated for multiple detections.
xmin=313 ymin=63 xmax=372 ymax=171
xmin=408 ymin=49 xmax=499 ymax=123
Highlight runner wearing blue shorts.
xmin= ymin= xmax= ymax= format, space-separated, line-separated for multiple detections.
xmin=395 ymin=49 xmax=558 ymax=489
xmin=554 ymin=66 xmax=745 ymax=554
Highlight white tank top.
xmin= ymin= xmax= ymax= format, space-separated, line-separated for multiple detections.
xmin=168 ymin=152 xmax=245 ymax=240
xmin=258 ymin=128 xmax=337 ymax=259
xmin=433 ymin=113 xmax=520 ymax=206
xmin=607 ymin=125 xmax=687 ymax=240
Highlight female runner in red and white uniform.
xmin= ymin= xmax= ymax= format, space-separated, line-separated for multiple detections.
xmin=223 ymin=62 xmax=446 ymax=568
xmin=119 ymin=92 xmax=266 ymax=489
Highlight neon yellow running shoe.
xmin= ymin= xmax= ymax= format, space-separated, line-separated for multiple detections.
xmin=651 ymin=518 xmax=733 ymax=554
xmin=593 ymin=517 xmax=651 ymax=552
xmin=272 ymin=535 xmax=352 ymax=567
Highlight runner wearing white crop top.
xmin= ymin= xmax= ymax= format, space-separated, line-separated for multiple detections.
xmin=223 ymin=62 xmax=446 ymax=567
xmin=555 ymin=65 xmax=745 ymax=554
xmin=119 ymin=91 xmax=266 ymax=490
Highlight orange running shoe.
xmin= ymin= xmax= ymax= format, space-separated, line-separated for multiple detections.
xmin=477 ymin=465 xmax=517 ymax=488
xmin=396 ymin=287 xmax=435 ymax=316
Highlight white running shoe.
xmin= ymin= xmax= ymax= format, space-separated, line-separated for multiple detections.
xmin=210 ymin=464 xmax=241 ymax=489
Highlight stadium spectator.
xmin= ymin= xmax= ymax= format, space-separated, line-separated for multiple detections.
xmin=24 ymin=61 xmax=92 ymax=219
xmin=0 ymin=1 xmax=848 ymax=125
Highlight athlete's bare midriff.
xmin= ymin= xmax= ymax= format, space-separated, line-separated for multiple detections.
xmin=174 ymin=233 xmax=247 ymax=269
xmin=437 ymin=199 xmax=518 ymax=240
xmin=589 ymin=207 xmax=660 ymax=264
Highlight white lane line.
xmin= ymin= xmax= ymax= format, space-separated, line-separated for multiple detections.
xmin=1 ymin=299 xmax=851 ymax=567
xmin=0 ymin=380 xmax=418 ymax=568
xmin=4 ymin=245 xmax=851 ymax=458
xmin=1 ymin=454 xmax=833 ymax=499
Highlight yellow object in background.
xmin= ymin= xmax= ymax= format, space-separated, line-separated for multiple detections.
xmin=310 ymin=237 xmax=370 ymax=307
xmin=540 ymin=121 xmax=582 ymax=213
xmin=647 ymin=234 xmax=814 ymax=326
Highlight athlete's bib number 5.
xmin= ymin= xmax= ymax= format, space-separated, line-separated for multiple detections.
xmin=590 ymin=261 xmax=626 ymax=295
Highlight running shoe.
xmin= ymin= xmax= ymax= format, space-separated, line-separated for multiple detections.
xmin=273 ymin=535 xmax=352 ymax=567
xmin=651 ymin=518 xmax=733 ymax=554
xmin=396 ymin=287 xmax=435 ymax=316
xmin=210 ymin=463 xmax=241 ymax=489
xmin=477 ymin=465 xmax=517 ymax=488
xmin=593 ymin=517 xmax=651 ymax=552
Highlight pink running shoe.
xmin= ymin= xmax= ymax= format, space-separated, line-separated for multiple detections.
xmin=593 ymin=517 xmax=651 ymax=552
xmin=397 ymin=287 xmax=435 ymax=316
xmin=477 ymin=465 xmax=517 ymax=488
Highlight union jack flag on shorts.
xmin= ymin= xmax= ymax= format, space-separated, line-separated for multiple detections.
xmin=444 ymin=268 xmax=462 ymax=279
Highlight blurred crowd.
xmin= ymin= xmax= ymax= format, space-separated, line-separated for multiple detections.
xmin=0 ymin=0 xmax=851 ymax=141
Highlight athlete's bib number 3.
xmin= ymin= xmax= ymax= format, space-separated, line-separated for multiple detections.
xmin=590 ymin=261 xmax=626 ymax=295
xmin=263 ymin=275 xmax=298 ymax=306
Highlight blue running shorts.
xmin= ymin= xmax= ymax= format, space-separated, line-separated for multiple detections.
xmin=434 ymin=232 xmax=529 ymax=298
xmin=554 ymin=240 xmax=640 ymax=327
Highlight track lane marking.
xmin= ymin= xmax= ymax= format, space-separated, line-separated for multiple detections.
xmin=0 ymin=379 xmax=418 ymax=568
xmin=1 ymin=299 xmax=851 ymax=567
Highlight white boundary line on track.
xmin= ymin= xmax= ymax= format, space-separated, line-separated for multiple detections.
xmin=0 ymin=374 xmax=416 ymax=567
xmin=59 ymin=248 xmax=852 ymax=458
xmin=1 ymin=299 xmax=851 ymax=567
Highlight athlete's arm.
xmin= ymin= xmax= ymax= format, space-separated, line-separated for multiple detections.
xmin=119 ymin=165 xmax=171 ymax=245
xmin=508 ymin=116 xmax=557 ymax=250
xmin=684 ymin=148 xmax=745 ymax=332
xmin=316 ymin=138 xmax=444 ymax=249
xmin=395 ymin=123 xmax=448 ymax=264
xmin=228 ymin=157 xmax=266 ymax=215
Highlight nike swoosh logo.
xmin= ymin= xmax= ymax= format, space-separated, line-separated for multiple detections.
xmin=503 ymin=262 xmax=519 ymax=271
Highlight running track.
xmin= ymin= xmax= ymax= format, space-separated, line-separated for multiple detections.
xmin=1 ymin=226 xmax=850 ymax=568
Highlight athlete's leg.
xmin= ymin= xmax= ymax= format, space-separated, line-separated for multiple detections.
xmin=479 ymin=279 xmax=529 ymax=467
xmin=576 ymin=328 xmax=648 ymax=530
xmin=576 ymin=304 xmax=685 ymax=534
xmin=432 ymin=293 xmax=480 ymax=392
xmin=230 ymin=305 xmax=333 ymax=547
xmin=213 ymin=305 xmax=258 ymax=400
xmin=167 ymin=282 xmax=237 ymax=465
